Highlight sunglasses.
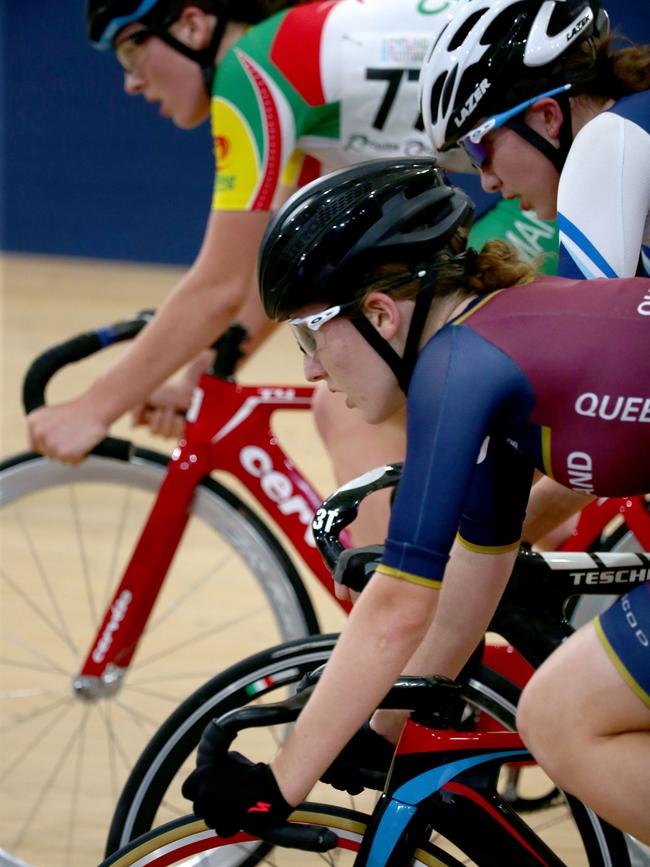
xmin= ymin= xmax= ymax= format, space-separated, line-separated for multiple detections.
xmin=288 ymin=300 xmax=361 ymax=356
xmin=459 ymin=83 xmax=572 ymax=169
xmin=115 ymin=29 xmax=154 ymax=73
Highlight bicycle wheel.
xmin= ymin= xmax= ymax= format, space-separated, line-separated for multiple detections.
xmin=0 ymin=441 xmax=319 ymax=867
xmin=107 ymin=634 xmax=629 ymax=867
xmin=101 ymin=805 xmax=458 ymax=867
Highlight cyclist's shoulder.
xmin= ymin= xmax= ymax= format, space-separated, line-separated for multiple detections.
xmin=572 ymin=91 xmax=650 ymax=144
xmin=606 ymin=89 xmax=650 ymax=131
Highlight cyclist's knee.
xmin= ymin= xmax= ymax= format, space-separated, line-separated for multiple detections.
xmin=518 ymin=674 xmax=559 ymax=757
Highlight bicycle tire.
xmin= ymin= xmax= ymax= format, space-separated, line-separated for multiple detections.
xmin=101 ymin=805 xmax=458 ymax=867
xmin=107 ymin=633 xmax=630 ymax=867
xmin=0 ymin=441 xmax=319 ymax=867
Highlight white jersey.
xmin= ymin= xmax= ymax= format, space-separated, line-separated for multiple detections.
xmin=557 ymin=90 xmax=650 ymax=278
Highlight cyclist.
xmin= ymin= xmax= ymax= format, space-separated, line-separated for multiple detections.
xmin=182 ymin=158 xmax=650 ymax=844
xmin=419 ymin=0 xmax=650 ymax=547
xmin=26 ymin=0 xmax=559 ymax=544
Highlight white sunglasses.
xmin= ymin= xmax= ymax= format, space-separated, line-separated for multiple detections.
xmin=288 ymin=301 xmax=361 ymax=356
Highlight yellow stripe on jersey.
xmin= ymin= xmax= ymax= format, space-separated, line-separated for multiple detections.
xmin=594 ymin=617 xmax=650 ymax=709
xmin=456 ymin=533 xmax=521 ymax=555
xmin=452 ymin=290 xmax=502 ymax=325
xmin=376 ymin=564 xmax=442 ymax=589
xmin=541 ymin=425 xmax=554 ymax=479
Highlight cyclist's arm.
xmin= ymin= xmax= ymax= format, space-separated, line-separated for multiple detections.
xmin=522 ymin=475 xmax=595 ymax=546
xmin=27 ymin=208 xmax=271 ymax=463
xmin=557 ymin=110 xmax=650 ymax=278
xmin=272 ymin=330 xmax=534 ymax=802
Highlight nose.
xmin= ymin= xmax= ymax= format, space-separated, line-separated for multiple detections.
xmin=479 ymin=166 xmax=500 ymax=194
xmin=303 ymin=354 xmax=326 ymax=383
xmin=124 ymin=70 xmax=144 ymax=95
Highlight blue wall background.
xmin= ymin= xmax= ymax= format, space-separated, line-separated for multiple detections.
xmin=2 ymin=1 xmax=649 ymax=266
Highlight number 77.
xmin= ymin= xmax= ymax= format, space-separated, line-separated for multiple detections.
xmin=366 ymin=67 xmax=424 ymax=131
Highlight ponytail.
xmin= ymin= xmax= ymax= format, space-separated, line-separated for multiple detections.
xmin=568 ymin=34 xmax=650 ymax=100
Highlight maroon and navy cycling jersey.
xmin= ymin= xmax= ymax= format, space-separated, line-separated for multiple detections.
xmin=378 ymin=276 xmax=650 ymax=590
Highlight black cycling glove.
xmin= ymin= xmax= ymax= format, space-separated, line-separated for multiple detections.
xmin=182 ymin=719 xmax=293 ymax=838
xmin=320 ymin=720 xmax=395 ymax=795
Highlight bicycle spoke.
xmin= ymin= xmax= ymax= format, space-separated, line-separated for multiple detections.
xmin=113 ymin=694 xmax=170 ymax=730
xmin=119 ymin=682 xmax=189 ymax=703
xmin=1 ymin=566 xmax=77 ymax=654
xmin=0 ymin=695 xmax=71 ymax=733
xmin=1 ymin=627 xmax=72 ymax=674
xmin=148 ymin=553 xmax=230 ymax=631
xmin=100 ymin=486 xmax=134 ymax=615
xmin=69 ymin=486 xmax=98 ymax=628
xmin=0 ymin=701 xmax=74 ymax=782
xmin=134 ymin=605 xmax=269 ymax=669
xmin=9 ymin=708 xmax=89 ymax=849
xmin=9 ymin=506 xmax=78 ymax=653
xmin=64 ymin=712 xmax=89 ymax=867
xmin=98 ymin=701 xmax=137 ymax=801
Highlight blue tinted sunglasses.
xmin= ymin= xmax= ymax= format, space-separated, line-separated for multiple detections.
xmin=459 ymin=84 xmax=572 ymax=169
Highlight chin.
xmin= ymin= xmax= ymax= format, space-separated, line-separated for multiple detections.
xmin=173 ymin=102 xmax=211 ymax=130
xmin=535 ymin=202 xmax=558 ymax=220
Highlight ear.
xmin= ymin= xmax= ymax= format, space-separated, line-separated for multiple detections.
xmin=525 ymin=97 xmax=566 ymax=142
xmin=175 ymin=5 xmax=215 ymax=50
xmin=361 ymin=292 xmax=403 ymax=341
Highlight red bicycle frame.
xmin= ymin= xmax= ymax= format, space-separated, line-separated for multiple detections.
xmin=78 ymin=373 xmax=352 ymax=683
xmin=560 ymin=495 xmax=650 ymax=551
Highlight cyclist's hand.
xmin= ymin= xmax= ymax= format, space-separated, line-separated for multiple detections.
xmin=182 ymin=719 xmax=294 ymax=838
xmin=130 ymin=380 xmax=192 ymax=439
xmin=27 ymin=402 xmax=108 ymax=465
xmin=320 ymin=720 xmax=394 ymax=795
xmin=333 ymin=583 xmax=361 ymax=603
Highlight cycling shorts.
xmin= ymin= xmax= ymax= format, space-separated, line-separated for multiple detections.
xmin=595 ymin=582 xmax=650 ymax=709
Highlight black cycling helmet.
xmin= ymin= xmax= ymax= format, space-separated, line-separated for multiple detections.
xmin=259 ymin=158 xmax=474 ymax=391
xmin=420 ymin=0 xmax=609 ymax=170
xmin=86 ymin=0 xmax=275 ymax=91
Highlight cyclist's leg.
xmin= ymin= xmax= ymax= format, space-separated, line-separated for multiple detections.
xmin=311 ymin=384 xmax=406 ymax=546
xmin=517 ymin=603 xmax=650 ymax=844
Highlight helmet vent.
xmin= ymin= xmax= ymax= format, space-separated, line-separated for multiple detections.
xmin=482 ymin=4 xmax=527 ymax=45
xmin=448 ymin=9 xmax=488 ymax=50
xmin=428 ymin=72 xmax=447 ymax=125
xmin=440 ymin=65 xmax=458 ymax=121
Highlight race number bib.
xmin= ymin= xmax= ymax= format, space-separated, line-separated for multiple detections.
xmin=339 ymin=32 xmax=435 ymax=162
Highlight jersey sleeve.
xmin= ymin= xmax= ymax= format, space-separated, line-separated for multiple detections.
xmin=557 ymin=111 xmax=650 ymax=278
xmin=377 ymin=326 xmax=536 ymax=590
xmin=210 ymin=38 xmax=303 ymax=212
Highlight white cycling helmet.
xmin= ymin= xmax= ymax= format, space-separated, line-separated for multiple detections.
xmin=420 ymin=0 xmax=608 ymax=155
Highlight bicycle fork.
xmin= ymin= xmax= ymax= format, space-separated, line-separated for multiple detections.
xmin=73 ymin=441 xmax=213 ymax=700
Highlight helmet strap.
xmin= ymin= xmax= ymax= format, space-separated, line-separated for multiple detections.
xmin=147 ymin=12 xmax=229 ymax=94
xmin=350 ymin=283 xmax=436 ymax=394
xmin=505 ymin=93 xmax=573 ymax=175
xmin=351 ymin=316 xmax=411 ymax=394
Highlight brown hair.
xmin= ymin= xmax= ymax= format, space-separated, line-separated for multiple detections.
xmin=357 ymin=229 xmax=537 ymax=305
xmin=567 ymin=34 xmax=650 ymax=101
